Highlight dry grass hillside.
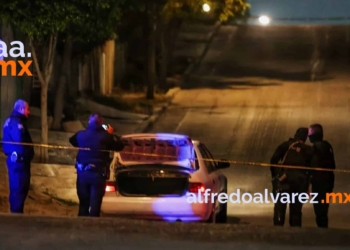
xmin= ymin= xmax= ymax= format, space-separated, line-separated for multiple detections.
xmin=0 ymin=162 xmax=78 ymax=216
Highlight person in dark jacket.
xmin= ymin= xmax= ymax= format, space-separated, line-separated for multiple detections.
xmin=270 ymin=127 xmax=313 ymax=227
xmin=308 ymin=123 xmax=335 ymax=228
xmin=2 ymin=99 xmax=34 ymax=213
xmin=69 ymin=113 xmax=124 ymax=217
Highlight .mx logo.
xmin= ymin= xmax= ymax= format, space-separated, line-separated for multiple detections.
xmin=0 ymin=39 xmax=32 ymax=76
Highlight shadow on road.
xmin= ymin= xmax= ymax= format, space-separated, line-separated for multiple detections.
xmin=182 ymin=77 xmax=282 ymax=90
xmin=218 ymin=64 xmax=333 ymax=82
xmin=183 ymin=62 xmax=334 ymax=88
xmin=227 ymin=216 xmax=244 ymax=224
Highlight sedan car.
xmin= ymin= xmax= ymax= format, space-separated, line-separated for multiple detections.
xmin=101 ymin=133 xmax=230 ymax=223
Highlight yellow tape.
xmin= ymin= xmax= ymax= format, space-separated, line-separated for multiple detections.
xmin=0 ymin=140 xmax=344 ymax=173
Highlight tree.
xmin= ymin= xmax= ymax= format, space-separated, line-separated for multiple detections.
xmin=52 ymin=0 xmax=124 ymax=130
xmin=0 ymin=1 xmax=75 ymax=162
xmin=125 ymin=0 xmax=250 ymax=99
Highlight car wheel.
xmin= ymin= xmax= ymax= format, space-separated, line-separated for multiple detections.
xmin=206 ymin=198 xmax=216 ymax=223
xmin=215 ymin=201 xmax=227 ymax=223
xmin=207 ymin=209 xmax=216 ymax=223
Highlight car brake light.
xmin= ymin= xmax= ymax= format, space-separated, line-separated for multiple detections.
xmin=105 ymin=182 xmax=116 ymax=192
xmin=188 ymin=183 xmax=206 ymax=193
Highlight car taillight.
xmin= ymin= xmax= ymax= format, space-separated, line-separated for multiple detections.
xmin=105 ymin=182 xmax=116 ymax=192
xmin=188 ymin=183 xmax=206 ymax=193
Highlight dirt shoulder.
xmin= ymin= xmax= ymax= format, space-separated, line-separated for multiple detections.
xmin=0 ymin=214 xmax=349 ymax=248
xmin=0 ymin=166 xmax=78 ymax=217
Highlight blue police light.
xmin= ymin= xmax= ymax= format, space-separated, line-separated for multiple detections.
xmin=151 ymin=196 xmax=200 ymax=222
xmin=0 ymin=39 xmax=3 ymax=60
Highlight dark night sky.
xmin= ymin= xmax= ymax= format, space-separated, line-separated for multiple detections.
xmin=247 ymin=0 xmax=350 ymax=25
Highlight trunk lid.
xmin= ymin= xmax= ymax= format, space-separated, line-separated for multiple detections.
xmin=116 ymin=133 xmax=195 ymax=169
xmin=112 ymin=133 xmax=196 ymax=197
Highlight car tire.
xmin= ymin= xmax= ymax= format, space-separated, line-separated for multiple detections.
xmin=206 ymin=198 xmax=216 ymax=223
xmin=206 ymin=189 xmax=227 ymax=224
xmin=207 ymin=209 xmax=216 ymax=223
xmin=215 ymin=187 xmax=227 ymax=223
xmin=215 ymin=201 xmax=227 ymax=223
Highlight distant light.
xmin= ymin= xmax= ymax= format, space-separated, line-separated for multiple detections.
xmin=202 ymin=3 xmax=210 ymax=12
xmin=259 ymin=15 xmax=270 ymax=25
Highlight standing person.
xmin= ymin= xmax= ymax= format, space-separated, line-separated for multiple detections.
xmin=308 ymin=123 xmax=335 ymax=228
xmin=270 ymin=127 xmax=313 ymax=227
xmin=2 ymin=99 xmax=34 ymax=213
xmin=69 ymin=113 xmax=124 ymax=217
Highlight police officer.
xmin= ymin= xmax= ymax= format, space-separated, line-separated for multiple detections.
xmin=270 ymin=127 xmax=313 ymax=227
xmin=308 ymin=123 xmax=335 ymax=228
xmin=2 ymin=99 xmax=34 ymax=213
xmin=69 ymin=113 xmax=124 ymax=217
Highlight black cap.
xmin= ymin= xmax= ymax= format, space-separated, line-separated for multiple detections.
xmin=308 ymin=123 xmax=323 ymax=142
xmin=294 ymin=127 xmax=308 ymax=142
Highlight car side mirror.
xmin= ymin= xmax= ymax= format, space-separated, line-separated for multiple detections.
xmin=217 ymin=159 xmax=230 ymax=169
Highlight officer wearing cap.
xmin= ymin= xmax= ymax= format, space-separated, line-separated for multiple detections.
xmin=270 ymin=127 xmax=313 ymax=227
xmin=69 ymin=113 xmax=124 ymax=217
xmin=2 ymin=99 xmax=34 ymax=213
xmin=308 ymin=123 xmax=335 ymax=228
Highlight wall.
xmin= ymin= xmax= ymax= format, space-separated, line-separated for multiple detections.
xmin=1 ymin=130 xmax=80 ymax=203
xmin=0 ymin=161 xmax=78 ymax=202
xmin=29 ymin=129 xmax=76 ymax=164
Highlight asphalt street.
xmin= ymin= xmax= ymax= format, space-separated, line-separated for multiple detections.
xmin=1 ymin=214 xmax=350 ymax=249
xmin=148 ymin=25 xmax=350 ymax=229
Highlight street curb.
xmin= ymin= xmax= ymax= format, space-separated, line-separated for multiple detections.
xmin=1 ymin=213 xmax=350 ymax=246
xmin=134 ymin=87 xmax=181 ymax=133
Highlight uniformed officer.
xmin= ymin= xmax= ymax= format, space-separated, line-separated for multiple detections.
xmin=69 ymin=113 xmax=124 ymax=217
xmin=2 ymin=99 xmax=34 ymax=213
xmin=308 ymin=123 xmax=335 ymax=228
xmin=270 ymin=127 xmax=313 ymax=227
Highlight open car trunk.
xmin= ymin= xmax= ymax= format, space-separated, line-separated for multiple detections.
xmin=114 ymin=164 xmax=192 ymax=197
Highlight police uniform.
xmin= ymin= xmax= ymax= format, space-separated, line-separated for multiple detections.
xmin=310 ymin=139 xmax=335 ymax=228
xmin=270 ymin=128 xmax=312 ymax=227
xmin=69 ymin=121 xmax=124 ymax=217
xmin=2 ymin=110 xmax=34 ymax=213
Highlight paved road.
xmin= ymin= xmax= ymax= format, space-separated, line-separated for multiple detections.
xmin=148 ymin=25 xmax=350 ymax=229
xmin=1 ymin=214 xmax=350 ymax=249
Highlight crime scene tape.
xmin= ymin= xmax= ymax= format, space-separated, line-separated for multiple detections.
xmin=0 ymin=140 xmax=346 ymax=173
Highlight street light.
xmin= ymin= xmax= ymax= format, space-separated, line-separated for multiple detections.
xmin=259 ymin=15 xmax=270 ymax=25
xmin=202 ymin=3 xmax=210 ymax=12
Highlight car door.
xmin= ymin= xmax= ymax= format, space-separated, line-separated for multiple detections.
xmin=201 ymin=144 xmax=225 ymax=193
xmin=198 ymin=144 xmax=219 ymax=194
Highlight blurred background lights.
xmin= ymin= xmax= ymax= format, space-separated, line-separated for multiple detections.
xmin=202 ymin=3 xmax=210 ymax=12
xmin=259 ymin=15 xmax=270 ymax=25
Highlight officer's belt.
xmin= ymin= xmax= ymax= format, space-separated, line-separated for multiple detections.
xmin=76 ymin=163 xmax=106 ymax=172
xmin=8 ymin=151 xmax=25 ymax=162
